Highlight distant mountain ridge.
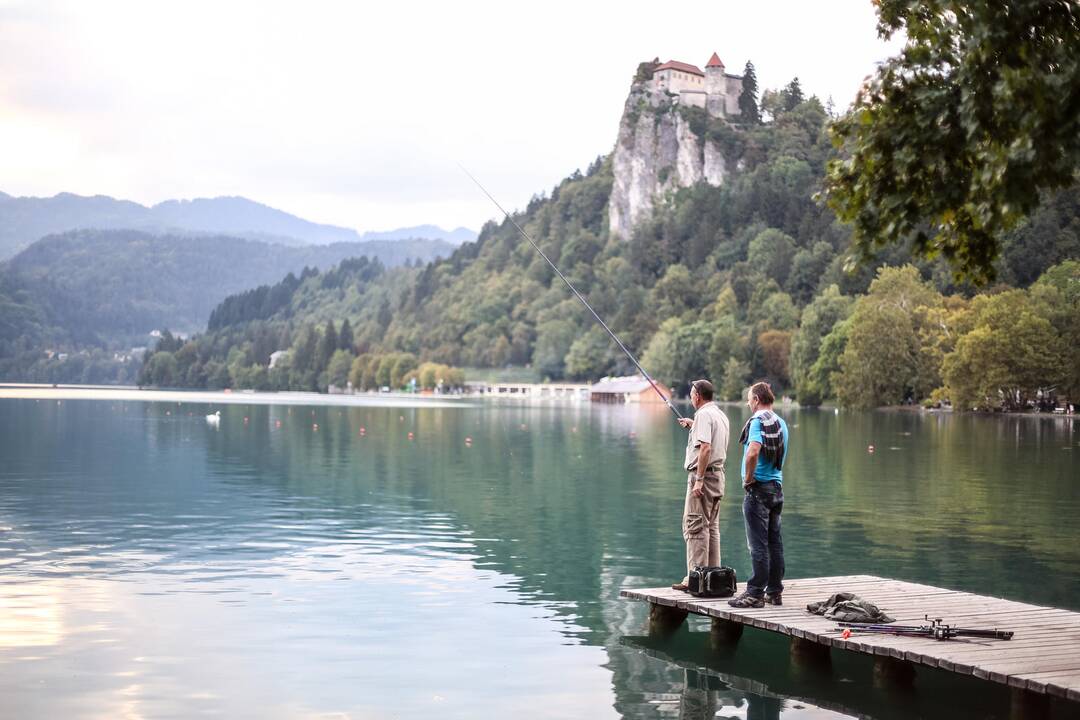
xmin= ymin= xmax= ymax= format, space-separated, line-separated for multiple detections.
xmin=0 ymin=191 xmax=476 ymax=259
xmin=360 ymin=224 xmax=477 ymax=245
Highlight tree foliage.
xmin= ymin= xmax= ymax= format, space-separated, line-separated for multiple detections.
xmin=824 ymin=0 xmax=1080 ymax=284
xmin=943 ymin=288 xmax=1066 ymax=410
xmin=834 ymin=266 xmax=947 ymax=408
xmin=790 ymin=285 xmax=853 ymax=405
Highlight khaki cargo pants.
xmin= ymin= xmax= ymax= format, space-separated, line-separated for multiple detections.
xmin=681 ymin=469 xmax=724 ymax=584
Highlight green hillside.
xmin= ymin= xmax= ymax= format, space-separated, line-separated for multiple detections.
xmin=0 ymin=230 xmax=452 ymax=384
xmin=138 ymin=96 xmax=1079 ymax=409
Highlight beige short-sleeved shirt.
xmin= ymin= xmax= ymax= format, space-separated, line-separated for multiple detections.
xmin=684 ymin=402 xmax=730 ymax=472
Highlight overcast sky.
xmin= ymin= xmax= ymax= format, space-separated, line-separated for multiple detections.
xmin=0 ymin=0 xmax=901 ymax=233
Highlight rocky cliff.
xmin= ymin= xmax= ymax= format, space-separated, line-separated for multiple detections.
xmin=609 ymin=79 xmax=730 ymax=241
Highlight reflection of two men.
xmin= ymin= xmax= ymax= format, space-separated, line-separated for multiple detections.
xmin=677 ymin=667 xmax=782 ymax=720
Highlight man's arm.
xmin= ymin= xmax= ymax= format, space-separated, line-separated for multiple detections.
xmin=744 ymin=441 xmax=761 ymax=488
xmin=692 ymin=442 xmax=711 ymax=497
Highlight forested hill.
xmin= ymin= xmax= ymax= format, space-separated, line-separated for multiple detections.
xmin=0 ymin=230 xmax=453 ymax=383
xmin=142 ymin=93 xmax=1079 ymax=409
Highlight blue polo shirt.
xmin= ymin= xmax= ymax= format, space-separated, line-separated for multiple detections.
xmin=740 ymin=413 xmax=789 ymax=484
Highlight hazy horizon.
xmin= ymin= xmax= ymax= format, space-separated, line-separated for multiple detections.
xmin=0 ymin=188 xmax=477 ymax=238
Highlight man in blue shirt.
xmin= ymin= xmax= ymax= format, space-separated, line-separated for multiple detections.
xmin=729 ymin=381 xmax=789 ymax=609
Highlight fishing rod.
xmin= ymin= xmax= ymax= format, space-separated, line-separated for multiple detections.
xmin=459 ymin=165 xmax=684 ymax=421
xmin=838 ymin=616 xmax=1014 ymax=641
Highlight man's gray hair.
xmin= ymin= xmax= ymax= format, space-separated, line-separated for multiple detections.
xmin=691 ymin=379 xmax=715 ymax=401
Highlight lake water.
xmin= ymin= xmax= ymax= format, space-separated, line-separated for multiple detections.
xmin=0 ymin=393 xmax=1077 ymax=718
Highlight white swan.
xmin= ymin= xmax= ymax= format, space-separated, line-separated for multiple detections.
xmin=206 ymin=410 xmax=221 ymax=425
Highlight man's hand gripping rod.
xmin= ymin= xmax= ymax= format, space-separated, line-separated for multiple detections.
xmin=460 ymin=165 xmax=684 ymax=421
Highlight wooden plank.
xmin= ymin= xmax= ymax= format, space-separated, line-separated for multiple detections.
xmin=1011 ymin=671 xmax=1080 ymax=699
xmin=948 ymin=643 xmax=1080 ymax=660
xmin=974 ymin=660 xmax=1080 ymax=689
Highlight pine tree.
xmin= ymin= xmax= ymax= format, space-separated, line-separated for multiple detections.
xmin=782 ymin=77 xmax=804 ymax=111
xmin=377 ymin=300 xmax=392 ymax=330
xmin=316 ymin=321 xmax=338 ymax=372
xmin=738 ymin=60 xmax=760 ymax=124
xmin=338 ymin=318 xmax=354 ymax=352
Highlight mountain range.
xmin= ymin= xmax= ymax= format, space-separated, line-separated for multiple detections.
xmin=360 ymin=225 xmax=477 ymax=245
xmin=0 ymin=191 xmax=476 ymax=260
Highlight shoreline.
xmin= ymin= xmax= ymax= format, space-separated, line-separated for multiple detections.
xmin=2 ymin=383 xmax=1074 ymax=419
xmin=0 ymin=384 xmax=471 ymax=409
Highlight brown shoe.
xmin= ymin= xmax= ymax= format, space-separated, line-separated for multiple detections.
xmin=765 ymin=593 xmax=783 ymax=606
xmin=671 ymin=582 xmax=689 ymax=592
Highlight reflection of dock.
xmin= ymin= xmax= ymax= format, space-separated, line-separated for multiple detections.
xmin=619 ymin=636 xmax=861 ymax=720
xmin=622 ymin=575 xmax=1080 ymax=714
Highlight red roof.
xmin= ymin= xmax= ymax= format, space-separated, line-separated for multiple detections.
xmin=706 ymin=52 xmax=724 ymax=68
xmin=654 ymin=60 xmax=703 ymax=76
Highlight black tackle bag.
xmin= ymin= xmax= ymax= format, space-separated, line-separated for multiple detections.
xmin=688 ymin=566 xmax=737 ymax=598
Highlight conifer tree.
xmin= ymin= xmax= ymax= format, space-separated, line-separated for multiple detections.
xmin=782 ymin=77 xmax=803 ymax=111
xmin=738 ymin=60 xmax=760 ymax=124
xmin=315 ymin=321 xmax=337 ymax=372
xmin=291 ymin=325 xmax=317 ymax=373
xmin=338 ymin=318 xmax=354 ymax=352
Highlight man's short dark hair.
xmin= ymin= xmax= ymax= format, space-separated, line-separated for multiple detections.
xmin=691 ymin=379 xmax=715 ymax=401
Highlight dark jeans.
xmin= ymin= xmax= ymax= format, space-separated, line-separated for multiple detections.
xmin=743 ymin=482 xmax=784 ymax=597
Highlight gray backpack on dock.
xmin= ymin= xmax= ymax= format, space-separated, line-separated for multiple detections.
xmin=688 ymin=566 xmax=737 ymax=598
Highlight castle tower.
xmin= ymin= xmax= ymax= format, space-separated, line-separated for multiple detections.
xmin=704 ymin=52 xmax=726 ymax=117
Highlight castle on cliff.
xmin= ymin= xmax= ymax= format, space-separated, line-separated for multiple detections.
xmin=650 ymin=52 xmax=744 ymax=118
xmin=608 ymin=52 xmax=746 ymax=241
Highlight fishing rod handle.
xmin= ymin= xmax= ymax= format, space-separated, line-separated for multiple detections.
xmin=954 ymin=629 xmax=1014 ymax=640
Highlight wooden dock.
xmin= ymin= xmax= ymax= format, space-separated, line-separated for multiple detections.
xmin=621 ymin=575 xmax=1080 ymax=707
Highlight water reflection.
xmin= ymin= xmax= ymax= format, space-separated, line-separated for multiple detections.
xmin=0 ymin=581 xmax=63 ymax=649
xmin=0 ymin=396 xmax=1076 ymax=718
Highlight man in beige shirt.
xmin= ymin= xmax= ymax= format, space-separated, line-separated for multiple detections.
xmin=672 ymin=378 xmax=730 ymax=591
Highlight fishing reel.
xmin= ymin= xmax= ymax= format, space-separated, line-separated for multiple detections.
xmin=924 ymin=616 xmax=954 ymax=640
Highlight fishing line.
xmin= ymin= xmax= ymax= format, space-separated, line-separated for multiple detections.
xmin=459 ymin=165 xmax=684 ymax=421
